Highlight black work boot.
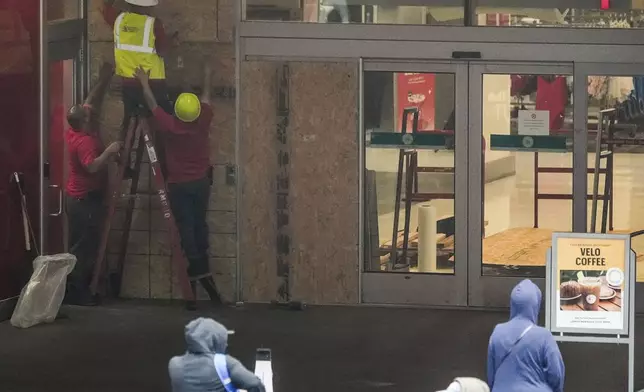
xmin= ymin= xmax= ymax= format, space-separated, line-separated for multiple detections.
xmin=199 ymin=276 xmax=223 ymax=306
xmin=185 ymin=281 xmax=197 ymax=311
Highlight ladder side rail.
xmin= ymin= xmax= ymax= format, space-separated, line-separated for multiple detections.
xmin=139 ymin=119 xmax=195 ymax=301
xmin=113 ymin=126 xmax=146 ymax=296
xmin=90 ymin=117 xmax=139 ymax=296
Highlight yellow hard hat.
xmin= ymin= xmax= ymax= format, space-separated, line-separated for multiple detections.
xmin=174 ymin=93 xmax=201 ymax=123
xmin=125 ymin=0 xmax=158 ymax=6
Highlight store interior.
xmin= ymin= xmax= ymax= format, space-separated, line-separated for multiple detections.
xmin=246 ymin=0 xmax=644 ymax=27
xmin=364 ymin=71 xmax=644 ymax=282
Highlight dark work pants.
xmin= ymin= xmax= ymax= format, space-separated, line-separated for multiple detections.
xmin=168 ymin=177 xmax=211 ymax=280
xmin=66 ymin=192 xmax=104 ymax=300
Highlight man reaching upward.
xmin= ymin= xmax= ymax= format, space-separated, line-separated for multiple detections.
xmin=135 ymin=63 xmax=222 ymax=310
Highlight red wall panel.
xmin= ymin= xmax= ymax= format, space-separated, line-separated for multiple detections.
xmin=0 ymin=0 xmax=41 ymax=300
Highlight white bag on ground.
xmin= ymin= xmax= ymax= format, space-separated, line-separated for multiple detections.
xmin=10 ymin=253 xmax=77 ymax=329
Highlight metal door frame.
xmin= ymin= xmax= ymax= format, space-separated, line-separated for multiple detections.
xmin=40 ymin=14 xmax=86 ymax=253
xmin=575 ymin=62 xmax=644 ymax=313
xmin=467 ymin=62 xmax=574 ymax=307
xmin=361 ymin=60 xmax=469 ymax=306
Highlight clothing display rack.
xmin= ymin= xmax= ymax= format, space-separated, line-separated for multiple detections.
xmin=89 ymin=116 xmax=194 ymax=301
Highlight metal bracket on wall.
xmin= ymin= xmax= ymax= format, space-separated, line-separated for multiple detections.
xmin=225 ymin=164 xmax=237 ymax=186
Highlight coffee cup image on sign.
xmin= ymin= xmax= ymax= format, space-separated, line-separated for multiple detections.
xmin=559 ymin=270 xmax=623 ymax=312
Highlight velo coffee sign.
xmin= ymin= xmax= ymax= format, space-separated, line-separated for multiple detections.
xmin=549 ymin=232 xmax=631 ymax=335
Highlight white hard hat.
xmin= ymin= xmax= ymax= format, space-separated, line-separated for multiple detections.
xmin=125 ymin=0 xmax=159 ymax=6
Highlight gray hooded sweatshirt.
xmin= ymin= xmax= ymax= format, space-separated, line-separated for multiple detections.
xmin=168 ymin=318 xmax=266 ymax=392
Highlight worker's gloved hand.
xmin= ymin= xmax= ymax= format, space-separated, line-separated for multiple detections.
xmin=105 ymin=141 xmax=123 ymax=156
xmin=134 ymin=67 xmax=150 ymax=84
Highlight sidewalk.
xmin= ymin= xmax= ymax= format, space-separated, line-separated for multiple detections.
xmin=0 ymin=302 xmax=638 ymax=392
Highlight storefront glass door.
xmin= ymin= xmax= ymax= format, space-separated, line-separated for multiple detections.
xmin=43 ymin=19 xmax=83 ymax=254
xmin=576 ymin=63 xmax=644 ymax=312
xmin=359 ymin=61 xmax=638 ymax=308
xmin=361 ymin=61 xmax=469 ymax=306
xmin=467 ymin=62 xmax=575 ymax=307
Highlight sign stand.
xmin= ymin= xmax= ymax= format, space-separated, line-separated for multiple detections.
xmin=545 ymin=233 xmax=635 ymax=391
xmin=254 ymin=348 xmax=274 ymax=392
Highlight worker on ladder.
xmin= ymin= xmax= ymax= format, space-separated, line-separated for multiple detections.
xmin=135 ymin=64 xmax=222 ymax=310
xmin=102 ymin=0 xmax=173 ymax=171
xmin=64 ymin=63 xmax=123 ymax=306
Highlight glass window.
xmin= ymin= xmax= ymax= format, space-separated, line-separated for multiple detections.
xmin=245 ymin=0 xmax=465 ymax=25
xmin=481 ymin=73 xmax=573 ymax=277
xmin=476 ymin=1 xmax=644 ymax=28
xmin=365 ymin=71 xmax=456 ymax=274
xmin=586 ymin=74 xmax=644 ymax=282
xmin=47 ymin=0 xmax=80 ymax=21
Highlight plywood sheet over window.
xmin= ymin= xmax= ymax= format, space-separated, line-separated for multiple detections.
xmin=240 ymin=61 xmax=359 ymax=304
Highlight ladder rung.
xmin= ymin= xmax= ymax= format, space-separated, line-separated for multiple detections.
xmin=405 ymin=193 xmax=454 ymax=201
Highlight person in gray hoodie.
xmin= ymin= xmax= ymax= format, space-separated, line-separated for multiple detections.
xmin=169 ymin=317 xmax=266 ymax=392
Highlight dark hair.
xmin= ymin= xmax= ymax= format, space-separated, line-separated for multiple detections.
xmin=66 ymin=105 xmax=86 ymax=130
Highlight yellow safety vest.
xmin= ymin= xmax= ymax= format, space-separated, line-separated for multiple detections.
xmin=113 ymin=12 xmax=165 ymax=79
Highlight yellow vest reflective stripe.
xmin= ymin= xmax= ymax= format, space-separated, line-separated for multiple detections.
xmin=113 ymin=12 xmax=165 ymax=79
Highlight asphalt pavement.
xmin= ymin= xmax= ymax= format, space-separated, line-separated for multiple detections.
xmin=0 ymin=301 xmax=639 ymax=392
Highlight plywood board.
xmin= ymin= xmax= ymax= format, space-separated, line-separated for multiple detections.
xmin=239 ymin=61 xmax=279 ymax=302
xmin=483 ymin=227 xmax=553 ymax=266
xmin=483 ymin=228 xmax=643 ymax=269
xmin=288 ymin=62 xmax=359 ymax=304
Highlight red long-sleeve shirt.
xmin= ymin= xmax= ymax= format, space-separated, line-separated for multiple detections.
xmin=65 ymin=128 xmax=107 ymax=198
xmin=152 ymin=104 xmax=213 ymax=184
xmin=102 ymin=4 xmax=168 ymax=86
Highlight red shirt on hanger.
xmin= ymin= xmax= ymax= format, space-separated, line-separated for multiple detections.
xmin=536 ymin=76 xmax=568 ymax=132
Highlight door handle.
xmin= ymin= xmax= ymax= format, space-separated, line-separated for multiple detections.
xmin=49 ymin=184 xmax=63 ymax=216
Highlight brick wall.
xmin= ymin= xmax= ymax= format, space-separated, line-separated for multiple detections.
xmin=88 ymin=1 xmax=237 ymax=301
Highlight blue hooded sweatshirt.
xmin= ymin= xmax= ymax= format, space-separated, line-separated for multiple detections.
xmin=168 ymin=318 xmax=266 ymax=392
xmin=487 ymin=279 xmax=565 ymax=392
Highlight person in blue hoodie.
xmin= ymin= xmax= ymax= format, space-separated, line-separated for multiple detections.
xmin=487 ymin=279 xmax=565 ymax=392
xmin=169 ymin=317 xmax=266 ymax=392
